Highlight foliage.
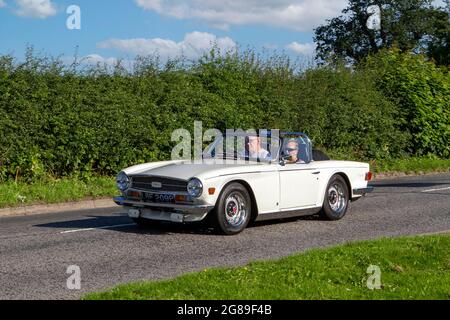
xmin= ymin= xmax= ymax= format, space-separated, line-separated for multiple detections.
xmin=0 ymin=47 xmax=444 ymax=181
xmin=314 ymin=0 xmax=450 ymax=65
xmin=363 ymin=49 xmax=450 ymax=158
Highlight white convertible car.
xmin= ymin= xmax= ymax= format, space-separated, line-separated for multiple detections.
xmin=114 ymin=132 xmax=373 ymax=235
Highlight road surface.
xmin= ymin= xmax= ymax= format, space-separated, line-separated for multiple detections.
xmin=0 ymin=173 xmax=449 ymax=299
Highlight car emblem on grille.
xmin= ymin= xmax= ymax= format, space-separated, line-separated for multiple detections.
xmin=151 ymin=182 xmax=162 ymax=188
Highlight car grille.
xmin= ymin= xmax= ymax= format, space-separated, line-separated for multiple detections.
xmin=130 ymin=176 xmax=188 ymax=193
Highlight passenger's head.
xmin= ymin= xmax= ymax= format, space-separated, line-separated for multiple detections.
xmin=286 ymin=139 xmax=299 ymax=163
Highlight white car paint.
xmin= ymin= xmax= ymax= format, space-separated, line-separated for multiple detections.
xmin=115 ymin=158 xmax=371 ymax=221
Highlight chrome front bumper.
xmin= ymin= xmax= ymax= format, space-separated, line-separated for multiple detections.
xmin=113 ymin=196 xmax=214 ymax=223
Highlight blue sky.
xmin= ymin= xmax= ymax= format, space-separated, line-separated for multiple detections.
xmin=0 ymin=0 xmax=445 ymax=65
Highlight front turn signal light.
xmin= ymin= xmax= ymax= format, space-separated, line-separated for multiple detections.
xmin=127 ymin=191 xmax=141 ymax=199
xmin=208 ymin=188 xmax=216 ymax=195
xmin=175 ymin=195 xmax=187 ymax=202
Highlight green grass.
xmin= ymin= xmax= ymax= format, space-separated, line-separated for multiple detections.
xmin=371 ymin=157 xmax=450 ymax=175
xmin=0 ymin=177 xmax=116 ymax=208
xmin=83 ymin=235 xmax=450 ymax=300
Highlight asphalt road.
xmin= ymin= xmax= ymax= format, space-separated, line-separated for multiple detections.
xmin=1 ymin=173 xmax=449 ymax=300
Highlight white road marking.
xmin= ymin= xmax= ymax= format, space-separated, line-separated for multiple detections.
xmin=422 ymin=186 xmax=450 ymax=193
xmin=59 ymin=223 xmax=135 ymax=234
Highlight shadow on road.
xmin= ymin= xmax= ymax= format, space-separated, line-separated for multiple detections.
xmin=34 ymin=215 xmax=207 ymax=236
xmin=34 ymin=213 xmax=320 ymax=236
xmin=371 ymin=181 xmax=450 ymax=188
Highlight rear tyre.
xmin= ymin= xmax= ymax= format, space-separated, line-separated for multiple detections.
xmin=210 ymin=183 xmax=252 ymax=235
xmin=319 ymin=175 xmax=349 ymax=221
xmin=132 ymin=217 xmax=161 ymax=228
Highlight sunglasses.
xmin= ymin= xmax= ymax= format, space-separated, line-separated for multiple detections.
xmin=287 ymin=148 xmax=298 ymax=152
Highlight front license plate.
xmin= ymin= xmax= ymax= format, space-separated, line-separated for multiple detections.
xmin=142 ymin=192 xmax=175 ymax=203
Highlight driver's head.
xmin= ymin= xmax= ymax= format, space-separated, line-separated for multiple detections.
xmin=247 ymin=136 xmax=262 ymax=154
xmin=286 ymin=139 xmax=299 ymax=162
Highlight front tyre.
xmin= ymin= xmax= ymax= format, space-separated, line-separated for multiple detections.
xmin=210 ymin=183 xmax=252 ymax=235
xmin=319 ymin=175 xmax=349 ymax=221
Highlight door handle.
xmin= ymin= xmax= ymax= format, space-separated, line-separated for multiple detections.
xmin=312 ymin=171 xmax=320 ymax=175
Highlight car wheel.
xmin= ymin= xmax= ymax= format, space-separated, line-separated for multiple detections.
xmin=210 ymin=183 xmax=252 ymax=235
xmin=132 ymin=217 xmax=161 ymax=228
xmin=319 ymin=175 xmax=349 ymax=220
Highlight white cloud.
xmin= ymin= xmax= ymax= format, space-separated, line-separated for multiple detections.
xmin=135 ymin=0 xmax=348 ymax=32
xmin=82 ymin=54 xmax=119 ymax=66
xmin=286 ymin=42 xmax=315 ymax=55
xmin=0 ymin=0 xmax=6 ymax=8
xmin=14 ymin=0 xmax=57 ymax=18
xmin=98 ymin=31 xmax=236 ymax=59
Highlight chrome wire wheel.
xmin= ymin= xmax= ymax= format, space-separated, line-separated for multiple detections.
xmin=224 ymin=192 xmax=248 ymax=228
xmin=328 ymin=183 xmax=346 ymax=214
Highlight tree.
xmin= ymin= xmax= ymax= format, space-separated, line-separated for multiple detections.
xmin=314 ymin=0 xmax=450 ymax=65
xmin=426 ymin=0 xmax=450 ymax=66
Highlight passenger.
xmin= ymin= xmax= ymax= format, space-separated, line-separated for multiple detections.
xmin=284 ymin=139 xmax=305 ymax=164
xmin=246 ymin=136 xmax=270 ymax=160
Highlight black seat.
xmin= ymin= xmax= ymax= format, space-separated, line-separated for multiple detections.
xmin=297 ymin=143 xmax=309 ymax=163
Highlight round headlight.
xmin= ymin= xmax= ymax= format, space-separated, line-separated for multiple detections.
xmin=187 ymin=178 xmax=203 ymax=198
xmin=116 ymin=171 xmax=130 ymax=192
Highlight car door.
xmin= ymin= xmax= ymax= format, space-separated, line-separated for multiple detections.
xmin=278 ymin=162 xmax=321 ymax=210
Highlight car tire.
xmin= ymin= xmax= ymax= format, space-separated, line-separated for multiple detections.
xmin=319 ymin=175 xmax=349 ymax=221
xmin=132 ymin=217 xmax=161 ymax=228
xmin=210 ymin=183 xmax=252 ymax=235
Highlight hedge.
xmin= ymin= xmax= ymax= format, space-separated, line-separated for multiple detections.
xmin=0 ymin=48 xmax=446 ymax=182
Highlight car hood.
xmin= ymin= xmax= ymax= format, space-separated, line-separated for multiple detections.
xmin=124 ymin=160 xmax=270 ymax=181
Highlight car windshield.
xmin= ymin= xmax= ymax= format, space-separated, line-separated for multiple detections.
xmin=204 ymin=132 xmax=280 ymax=163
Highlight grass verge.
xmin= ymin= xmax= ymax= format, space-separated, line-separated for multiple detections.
xmin=370 ymin=157 xmax=450 ymax=175
xmin=83 ymin=235 xmax=450 ymax=300
xmin=0 ymin=177 xmax=116 ymax=208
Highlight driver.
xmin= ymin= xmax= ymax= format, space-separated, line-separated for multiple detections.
xmin=284 ymin=139 xmax=305 ymax=164
xmin=245 ymin=136 xmax=270 ymax=160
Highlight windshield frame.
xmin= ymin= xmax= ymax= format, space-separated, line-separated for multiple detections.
xmin=279 ymin=132 xmax=313 ymax=164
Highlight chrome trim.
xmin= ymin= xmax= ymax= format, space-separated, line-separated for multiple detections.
xmin=130 ymin=174 xmax=188 ymax=183
xmin=127 ymin=188 xmax=190 ymax=196
xmin=131 ymin=183 xmax=187 ymax=192
xmin=114 ymin=196 xmax=214 ymax=215
xmin=130 ymin=175 xmax=188 ymax=193
xmin=187 ymin=178 xmax=203 ymax=198
xmin=256 ymin=207 xmax=322 ymax=221
xmin=129 ymin=208 xmax=209 ymax=223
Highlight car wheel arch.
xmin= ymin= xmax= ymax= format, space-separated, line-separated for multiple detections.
xmin=331 ymin=172 xmax=352 ymax=201
xmin=214 ymin=179 xmax=259 ymax=223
